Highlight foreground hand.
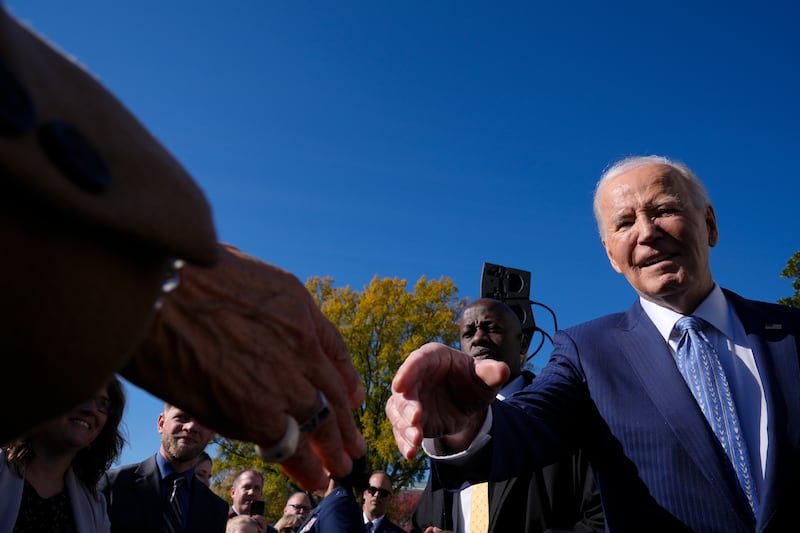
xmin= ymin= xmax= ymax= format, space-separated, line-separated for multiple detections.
xmin=385 ymin=342 xmax=508 ymax=459
xmin=122 ymin=243 xmax=366 ymax=490
xmin=253 ymin=515 xmax=267 ymax=533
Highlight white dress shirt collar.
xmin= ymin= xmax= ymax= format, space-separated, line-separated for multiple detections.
xmin=638 ymin=283 xmax=732 ymax=343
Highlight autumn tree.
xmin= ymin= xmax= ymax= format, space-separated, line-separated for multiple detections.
xmin=306 ymin=275 xmax=464 ymax=488
xmin=209 ymin=439 xmax=300 ymax=521
xmin=778 ymin=251 xmax=800 ymax=308
xmin=212 ymin=274 xmax=464 ymax=515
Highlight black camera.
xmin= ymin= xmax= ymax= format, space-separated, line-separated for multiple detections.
xmin=249 ymin=500 xmax=265 ymax=516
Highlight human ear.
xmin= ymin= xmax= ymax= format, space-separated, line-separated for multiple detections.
xmin=705 ymin=206 xmax=719 ymax=247
xmin=603 ymin=240 xmax=623 ymax=273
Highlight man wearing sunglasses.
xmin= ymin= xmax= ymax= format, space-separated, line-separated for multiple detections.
xmin=362 ymin=472 xmax=404 ymax=533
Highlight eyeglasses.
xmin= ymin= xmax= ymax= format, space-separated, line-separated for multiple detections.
xmin=83 ymin=395 xmax=113 ymax=415
xmin=288 ymin=504 xmax=310 ymax=512
xmin=366 ymin=486 xmax=391 ymax=498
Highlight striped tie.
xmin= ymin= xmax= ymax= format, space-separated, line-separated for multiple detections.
xmin=675 ymin=316 xmax=758 ymax=516
xmin=164 ymin=474 xmax=185 ymax=533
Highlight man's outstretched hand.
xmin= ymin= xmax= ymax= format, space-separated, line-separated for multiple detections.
xmin=386 ymin=342 xmax=508 ymax=459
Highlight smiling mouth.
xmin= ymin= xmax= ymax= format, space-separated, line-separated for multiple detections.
xmin=639 ymin=254 xmax=675 ymax=268
xmin=70 ymin=418 xmax=91 ymax=429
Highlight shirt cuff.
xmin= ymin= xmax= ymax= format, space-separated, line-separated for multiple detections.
xmin=421 ymin=408 xmax=493 ymax=464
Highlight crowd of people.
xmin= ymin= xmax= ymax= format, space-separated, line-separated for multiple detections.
xmin=2 ymin=3 xmax=799 ymax=533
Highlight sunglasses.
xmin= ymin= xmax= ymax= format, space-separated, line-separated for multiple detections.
xmin=366 ymin=486 xmax=391 ymax=498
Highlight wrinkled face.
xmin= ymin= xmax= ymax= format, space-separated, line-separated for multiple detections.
xmin=597 ymin=164 xmax=718 ymax=314
xmin=157 ymin=406 xmax=214 ymax=466
xmin=230 ymin=471 xmax=264 ymax=514
xmin=34 ymin=387 xmax=110 ymax=451
xmin=195 ymin=458 xmax=212 ymax=486
xmin=284 ymin=492 xmax=312 ymax=518
xmin=362 ymin=473 xmax=393 ymax=519
xmin=459 ymin=299 xmax=523 ymax=378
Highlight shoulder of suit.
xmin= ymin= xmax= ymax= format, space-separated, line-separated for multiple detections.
xmin=106 ymin=456 xmax=157 ymax=480
xmin=201 ymin=485 xmax=229 ymax=510
xmin=104 ymin=462 xmax=137 ymax=478
xmin=385 ymin=520 xmax=406 ymax=533
xmin=724 ymin=288 xmax=800 ymax=315
xmin=563 ymin=308 xmax=631 ymax=335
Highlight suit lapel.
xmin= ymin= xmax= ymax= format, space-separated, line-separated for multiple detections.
xmin=134 ymin=455 xmax=166 ymax=532
xmin=615 ymin=303 xmax=747 ymax=514
xmin=726 ymin=290 xmax=800 ymax=530
xmin=487 ymin=478 xmax=514 ymax=530
xmin=186 ymin=479 xmax=206 ymax=530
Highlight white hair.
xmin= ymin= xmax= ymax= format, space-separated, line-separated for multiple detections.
xmin=593 ymin=155 xmax=711 ymax=238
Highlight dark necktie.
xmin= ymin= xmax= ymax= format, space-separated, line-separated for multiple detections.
xmin=674 ymin=316 xmax=757 ymax=516
xmin=364 ymin=520 xmax=374 ymax=533
xmin=164 ymin=474 xmax=185 ymax=533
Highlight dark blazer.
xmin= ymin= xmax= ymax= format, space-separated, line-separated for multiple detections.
xmin=413 ymin=372 xmax=604 ymax=533
xmin=372 ymin=515 xmax=406 ymax=533
xmin=299 ymin=486 xmax=363 ymax=533
xmin=434 ymin=291 xmax=800 ymax=533
xmin=99 ymin=454 xmax=229 ymax=533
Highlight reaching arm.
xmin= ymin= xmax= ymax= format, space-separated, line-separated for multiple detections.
xmin=385 ymin=343 xmax=508 ymax=459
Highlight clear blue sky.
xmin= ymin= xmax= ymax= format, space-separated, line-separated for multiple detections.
xmin=9 ymin=1 xmax=798 ymax=468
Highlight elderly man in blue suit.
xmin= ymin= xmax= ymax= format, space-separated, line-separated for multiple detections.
xmin=387 ymin=155 xmax=800 ymax=533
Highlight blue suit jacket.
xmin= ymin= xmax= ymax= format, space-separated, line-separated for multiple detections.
xmin=299 ymin=486 xmax=363 ymax=533
xmin=372 ymin=516 xmax=406 ymax=533
xmin=434 ymin=290 xmax=800 ymax=532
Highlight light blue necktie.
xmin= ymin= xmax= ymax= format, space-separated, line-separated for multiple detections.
xmin=675 ymin=316 xmax=757 ymax=516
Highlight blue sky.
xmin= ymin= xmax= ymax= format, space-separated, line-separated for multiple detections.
xmin=9 ymin=1 xmax=798 ymax=468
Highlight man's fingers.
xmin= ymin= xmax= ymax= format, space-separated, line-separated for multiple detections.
xmin=391 ymin=342 xmax=455 ymax=394
xmin=474 ymin=359 xmax=511 ymax=389
xmin=308 ymin=332 xmax=367 ymax=473
xmin=386 ymin=394 xmax=422 ymax=459
xmin=302 ymin=400 xmax=357 ymax=480
xmin=392 ymin=424 xmax=420 ymax=460
xmin=278 ymin=437 xmax=328 ymax=492
xmin=315 ymin=311 xmax=365 ymax=409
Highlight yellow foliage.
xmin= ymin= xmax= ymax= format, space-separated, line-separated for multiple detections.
xmin=214 ymin=274 xmax=464 ymax=502
xmin=308 ymin=275 xmax=464 ymax=488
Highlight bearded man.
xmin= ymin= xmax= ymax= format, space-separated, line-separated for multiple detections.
xmin=99 ymin=404 xmax=228 ymax=532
